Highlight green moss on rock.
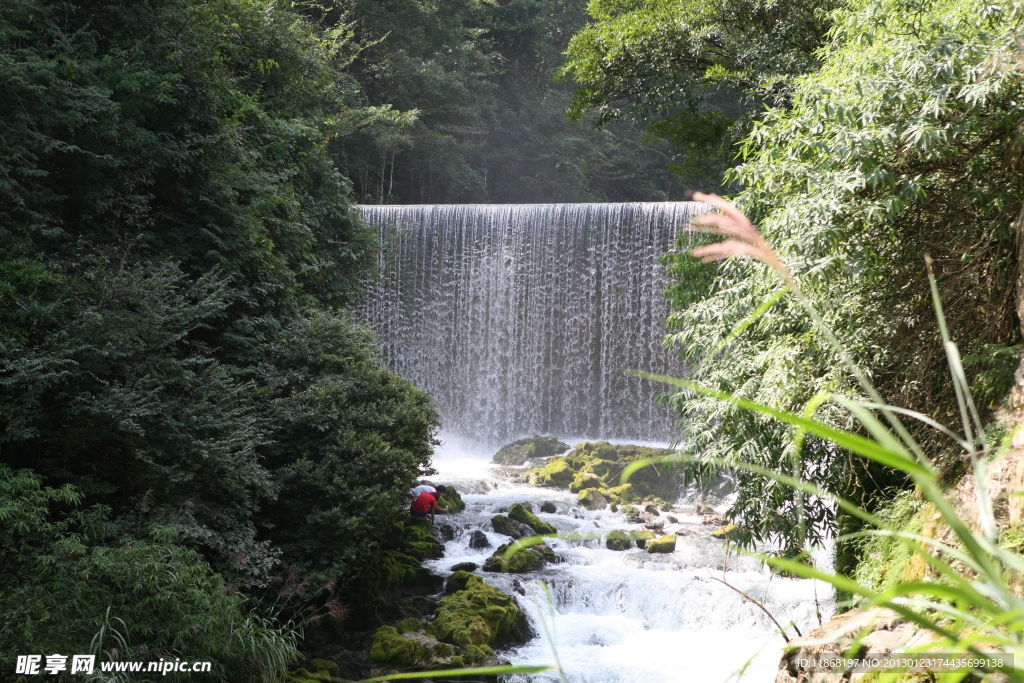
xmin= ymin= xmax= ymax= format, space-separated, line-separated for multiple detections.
xmin=370 ymin=626 xmax=431 ymax=667
xmin=606 ymin=530 xmax=631 ymax=551
xmin=482 ymin=543 xmax=551 ymax=573
xmin=493 ymin=436 xmax=570 ymax=465
xmin=438 ymin=485 xmax=466 ymax=512
xmin=607 ymin=483 xmax=634 ymax=503
xmin=428 ymin=574 xmax=519 ymax=647
xmin=530 ymin=458 xmax=575 ymax=487
xmin=578 ymin=487 xmax=609 ymax=510
xmin=398 ymin=617 xmax=422 ymax=634
xmin=630 ymin=529 xmax=655 ymax=548
xmin=646 ymin=534 xmax=677 ymax=553
xmin=309 ymin=659 xmax=338 ymax=676
xmin=527 ymin=442 xmax=678 ymax=501
xmin=569 ymin=472 xmax=606 ymax=493
xmin=711 ymin=524 xmax=743 ymax=541
xmin=508 ymin=503 xmax=557 ymax=535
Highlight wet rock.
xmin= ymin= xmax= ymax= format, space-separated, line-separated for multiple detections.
xmin=511 ymin=579 xmax=526 ymax=595
xmin=644 ymin=521 xmax=664 ymax=531
xmin=508 ymin=503 xmax=557 ymax=535
xmin=468 ymin=529 xmax=490 ymax=549
xmin=621 ymin=505 xmax=643 ymax=523
xmin=578 ymin=487 xmax=609 ymax=510
xmin=606 ymin=483 xmax=634 ymax=503
xmin=605 ymin=530 xmax=632 ymax=551
xmin=434 ymin=523 xmax=456 ymax=541
xmin=693 ymin=503 xmax=715 ymax=515
xmin=437 ymin=485 xmax=466 ymax=512
xmin=702 ymin=513 xmax=728 ymax=526
xmin=525 ymin=441 xmax=680 ymax=501
xmin=675 ymin=527 xmax=696 ymax=537
xmin=540 ymin=501 xmax=557 ymax=513
xmin=666 ymin=515 xmax=679 ymax=523
xmin=711 ymin=523 xmax=743 ymax=541
xmin=482 ymin=543 xmax=556 ymax=573
xmin=491 ymin=515 xmax=532 ymax=539
xmin=645 ymin=534 xmax=677 ymax=553
xmin=643 ymin=505 xmax=661 ymax=516
xmin=492 ymin=436 xmax=570 ymax=466
xmin=450 ymin=562 xmax=479 ymax=573
xmin=569 ymin=472 xmax=606 ymax=493
xmin=630 ymin=529 xmax=656 ymax=548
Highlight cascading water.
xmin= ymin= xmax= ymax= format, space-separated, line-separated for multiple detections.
xmin=357 ymin=204 xmax=832 ymax=682
xmin=357 ymin=203 xmax=695 ymax=445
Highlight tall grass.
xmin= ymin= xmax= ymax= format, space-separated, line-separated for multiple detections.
xmin=623 ymin=192 xmax=1024 ymax=680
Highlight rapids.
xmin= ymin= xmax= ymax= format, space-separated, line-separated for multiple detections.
xmin=426 ymin=441 xmax=834 ymax=683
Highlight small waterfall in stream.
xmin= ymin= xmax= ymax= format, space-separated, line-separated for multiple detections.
xmin=356 ymin=203 xmax=833 ymax=682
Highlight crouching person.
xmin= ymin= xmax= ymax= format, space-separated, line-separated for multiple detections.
xmin=410 ymin=484 xmax=449 ymax=524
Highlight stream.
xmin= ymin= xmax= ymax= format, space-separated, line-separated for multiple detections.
xmin=424 ymin=439 xmax=834 ymax=683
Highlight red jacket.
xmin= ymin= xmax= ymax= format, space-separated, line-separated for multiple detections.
xmin=410 ymin=491 xmax=438 ymax=514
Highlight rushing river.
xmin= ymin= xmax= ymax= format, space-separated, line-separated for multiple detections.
xmin=424 ymin=439 xmax=834 ymax=683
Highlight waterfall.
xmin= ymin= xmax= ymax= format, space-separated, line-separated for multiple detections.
xmin=357 ymin=203 xmax=702 ymax=445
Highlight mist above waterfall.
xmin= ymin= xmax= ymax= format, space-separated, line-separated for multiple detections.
xmin=357 ymin=203 xmax=704 ymax=446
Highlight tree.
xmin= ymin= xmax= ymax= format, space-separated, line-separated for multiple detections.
xmin=662 ymin=0 xmax=1023 ymax=555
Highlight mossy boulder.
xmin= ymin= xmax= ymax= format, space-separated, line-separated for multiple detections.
xmin=569 ymin=472 xmax=606 ymax=493
xmin=606 ymin=483 xmax=634 ymax=503
xmin=491 ymin=514 xmax=532 ymax=539
xmin=526 ymin=441 xmax=679 ymax=501
xmin=508 ymin=503 xmax=557 ymax=535
xmin=646 ymin=534 xmax=677 ymax=553
xmin=437 ymin=485 xmax=466 ymax=512
xmin=428 ymin=574 xmax=519 ymax=647
xmin=493 ymin=436 xmax=570 ymax=465
xmin=401 ymin=523 xmax=444 ymax=560
xmin=309 ymin=659 xmax=338 ymax=677
xmin=621 ymin=505 xmax=643 ymax=524
xmin=398 ymin=617 xmax=422 ymax=634
xmin=711 ymin=523 xmax=743 ymax=542
xmin=606 ymin=530 xmax=631 ymax=551
xmin=530 ymin=458 xmax=575 ymax=487
xmin=630 ymin=529 xmax=656 ymax=548
xmin=578 ymin=487 xmax=609 ymax=510
xmin=370 ymin=626 xmax=433 ymax=667
xmin=445 ymin=569 xmax=475 ymax=594
xmin=540 ymin=501 xmax=557 ymax=513
xmin=482 ymin=542 xmax=556 ymax=573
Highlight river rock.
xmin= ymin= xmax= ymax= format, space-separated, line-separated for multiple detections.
xmin=605 ymin=530 xmax=631 ymax=551
xmin=525 ymin=441 xmax=680 ymax=501
xmin=482 ymin=543 xmax=557 ymax=573
xmin=606 ymin=483 xmax=634 ymax=502
xmin=508 ymin=503 xmax=557 ymax=534
xmin=434 ymin=523 xmax=456 ymax=541
xmin=702 ymin=513 xmax=728 ymax=526
xmin=666 ymin=515 xmax=678 ymax=523
xmin=711 ymin=523 xmax=742 ymax=541
xmin=578 ymin=487 xmax=609 ymax=510
xmin=492 ymin=436 xmax=570 ymax=466
xmin=693 ymin=503 xmax=715 ymax=514
xmin=643 ymin=505 xmax=660 ymax=516
xmin=569 ymin=472 xmax=605 ymax=493
xmin=621 ymin=505 xmax=643 ymax=523
xmin=645 ymin=534 xmax=677 ymax=553
xmin=540 ymin=501 xmax=557 ymax=513
xmin=468 ymin=529 xmax=490 ymax=548
xmin=644 ymin=520 xmax=664 ymax=531
xmin=450 ymin=562 xmax=478 ymax=573
xmin=437 ymin=485 xmax=466 ymax=512
xmin=630 ymin=529 xmax=655 ymax=548
xmin=491 ymin=515 xmax=532 ymax=539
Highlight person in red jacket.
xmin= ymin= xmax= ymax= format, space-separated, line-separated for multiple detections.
xmin=410 ymin=484 xmax=449 ymax=524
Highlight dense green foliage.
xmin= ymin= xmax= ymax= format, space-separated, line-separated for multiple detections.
xmin=330 ymin=0 xmax=684 ymax=202
xmin=560 ymin=0 xmax=837 ymax=186
xmin=661 ymin=0 xmax=1024 ymax=553
xmin=0 ymin=1 xmax=437 ymax=678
